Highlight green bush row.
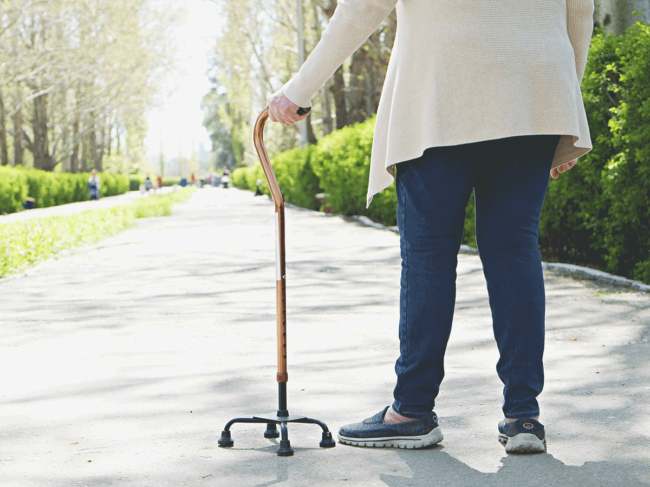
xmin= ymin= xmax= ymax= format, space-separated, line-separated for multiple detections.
xmin=0 ymin=186 xmax=196 ymax=278
xmin=232 ymin=146 xmax=321 ymax=211
xmin=232 ymin=115 xmax=395 ymax=220
xmin=232 ymin=22 xmax=650 ymax=284
xmin=0 ymin=166 xmax=129 ymax=214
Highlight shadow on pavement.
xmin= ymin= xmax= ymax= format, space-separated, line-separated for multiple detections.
xmin=379 ymin=449 xmax=650 ymax=487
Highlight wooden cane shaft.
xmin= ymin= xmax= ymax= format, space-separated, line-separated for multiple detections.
xmin=253 ymin=108 xmax=289 ymax=384
xmin=276 ymin=206 xmax=288 ymax=382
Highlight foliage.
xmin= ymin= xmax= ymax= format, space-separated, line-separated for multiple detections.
xmin=540 ymin=22 xmax=650 ymax=283
xmin=0 ymin=166 xmax=129 ymax=214
xmin=310 ymin=118 xmax=375 ymax=216
xmin=0 ymin=0 xmax=180 ymax=172
xmin=130 ymin=187 xmax=196 ymax=218
xmin=233 ymin=115 xmax=396 ymax=222
xmin=233 ymin=22 xmax=650 ymax=284
xmin=232 ymin=144 xmax=322 ymax=210
xmin=203 ymin=0 xmax=396 ymax=169
xmin=0 ymin=167 xmax=29 ymax=214
xmin=0 ymin=187 xmax=196 ymax=278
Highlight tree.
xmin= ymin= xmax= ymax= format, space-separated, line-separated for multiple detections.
xmin=594 ymin=0 xmax=649 ymax=35
xmin=0 ymin=0 xmax=181 ymax=173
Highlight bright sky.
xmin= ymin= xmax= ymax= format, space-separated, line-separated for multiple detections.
xmin=144 ymin=0 xmax=222 ymax=161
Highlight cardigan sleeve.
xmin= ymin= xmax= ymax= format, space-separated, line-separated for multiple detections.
xmin=566 ymin=0 xmax=595 ymax=84
xmin=281 ymin=0 xmax=398 ymax=108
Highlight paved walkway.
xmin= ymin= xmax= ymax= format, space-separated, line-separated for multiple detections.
xmin=0 ymin=186 xmax=175 ymax=223
xmin=1 ymin=187 xmax=649 ymax=486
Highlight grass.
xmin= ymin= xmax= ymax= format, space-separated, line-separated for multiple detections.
xmin=0 ymin=187 xmax=196 ymax=278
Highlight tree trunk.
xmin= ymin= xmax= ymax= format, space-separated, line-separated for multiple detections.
xmin=347 ymin=48 xmax=368 ymax=125
xmin=0 ymin=87 xmax=8 ymax=166
xmin=12 ymin=84 xmax=24 ymax=166
xmin=70 ymin=117 xmax=80 ymax=173
xmin=330 ymin=66 xmax=348 ymax=129
xmin=106 ymin=122 xmax=112 ymax=156
xmin=306 ymin=113 xmax=318 ymax=144
xmin=321 ymin=79 xmax=334 ymax=136
xmin=31 ymin=93 xmax=52 ymax=170
xmin=60 ymin=122 xmax=69 ymax=172
xmin=594 ymin=0 xmax=650 ymax=35
xmin=95 ymin=122 xmax=103 ymax=172
xmin=81 ymin=127 xmax=88 ymax=173
xmin=322 ymin=0 xmax=349 ymax=129
xmin=89 ymin=124 xmax=97 ymax=171
xmin=364 ymin=54 xmax=374 ymax=118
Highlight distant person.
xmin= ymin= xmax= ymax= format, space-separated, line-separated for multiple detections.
xmin=157 ymin=175 xmax=163 ymax=190
xmin=254 ymin=179 xmax=263 ymax=196
xmin=88 ymin=170 xmax=100 ymax=200
xmin=212 ymin=172 xmax=220 ymax=187
xmin=144 ymin=175 xmax=152 ymax=192
xmin=190 ymin=173 xmax=197 ymax=185
xmin=221 ymin=172 xmax=230 ymax=189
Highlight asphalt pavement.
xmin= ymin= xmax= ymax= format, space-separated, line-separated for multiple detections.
xmin=1 ymin=186 xmax=649 ymax=486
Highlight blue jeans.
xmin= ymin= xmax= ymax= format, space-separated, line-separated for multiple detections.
xmin=392 ymin=134 xmax=561 ymax=419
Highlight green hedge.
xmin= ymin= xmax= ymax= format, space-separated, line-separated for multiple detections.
xmin=0 ymin=186 xmax=196 ymax=278
xmin=539 ymin=22 xmax=650 ymax=283
xmin=0 ymin=167 xmax=129 ymax=214
xmin=232 ymin=146 xmax=321 ymax=211
xmin=233 ymin=22 xmax=650 ymax=284
xmin=232 ymin=116 xmax=392 ymax=219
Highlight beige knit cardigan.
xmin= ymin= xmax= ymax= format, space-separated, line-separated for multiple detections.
xmin=281 ymin=0 xmax=595 ymax=207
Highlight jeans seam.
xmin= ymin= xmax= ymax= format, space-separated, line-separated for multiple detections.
xmin=403 ymin=171 xmax=409 ymax=387
xmin=397 ymin=168 xmax=409 ymax=409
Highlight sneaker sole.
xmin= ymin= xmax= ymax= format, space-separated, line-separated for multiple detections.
xmin=338 ymin=426 xmax=443 ymax=449
xmin=499 ymin=433 xmax=547 ymax=453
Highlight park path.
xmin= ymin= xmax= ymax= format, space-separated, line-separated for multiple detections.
xmin=0 ymin=186 xmax=175 ymax=224
xmin=1 ymin=187 xmax=649 ymax=487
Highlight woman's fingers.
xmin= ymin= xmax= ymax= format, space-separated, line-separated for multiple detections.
xmin=551 ymin=158 xmax=578 ymax=179
xmin=268 ymin=89 xmax=309 ymax=126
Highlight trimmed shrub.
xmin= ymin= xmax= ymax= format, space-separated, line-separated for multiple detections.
xmin=540 ymin=22 xmax=650 ymax=282
xmin=311 ymin=117 xmax=378 ymax=218
xmin=274 ymin=146 xmax=320 ymax=210
xmin=0 ymin=167 xmax=29 ymax=214
xmin=0 ymin=167 xmax=130 ymax=214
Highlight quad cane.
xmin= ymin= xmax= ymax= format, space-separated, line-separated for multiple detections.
xmin=218 ymin=107 xmax=336 ymax=456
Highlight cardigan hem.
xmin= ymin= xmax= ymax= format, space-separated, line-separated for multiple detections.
xmin=366 ymin=132 xmax=592 ymax=208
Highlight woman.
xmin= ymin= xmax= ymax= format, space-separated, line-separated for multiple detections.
xmin=269 ymin=0 xmax=594 ymax=453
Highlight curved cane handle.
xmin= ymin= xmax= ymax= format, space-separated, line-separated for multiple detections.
xmin=253 ymin=108 xmax=284 ymax=210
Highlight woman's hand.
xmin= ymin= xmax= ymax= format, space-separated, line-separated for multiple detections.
xmin=268 ymin=90 xmax=310 ymax=126
xmin=550 ymin=158 xmax=578 ymax=179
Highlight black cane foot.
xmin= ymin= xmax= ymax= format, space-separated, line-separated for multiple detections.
xmin=320 ymin=431 xmax=336 ymax=448
xmin=264 ymin=422 xmax=280 ymax=439
xmin=218 ymin=430 xmax=234 ymax=448
xmin=277 ymin=439 xmax=294 ymax=456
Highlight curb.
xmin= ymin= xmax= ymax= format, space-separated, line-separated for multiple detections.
xmin=287 ymin=205 xmax=648 ymax=294
xmin=540 ymin=262 xmax=650 ymax=293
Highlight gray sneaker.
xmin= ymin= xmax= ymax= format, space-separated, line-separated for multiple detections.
xmin=498 ymin=418 xmax=547 ymax=453
xmin=338 ymin=407 xmax=443 ymax=449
